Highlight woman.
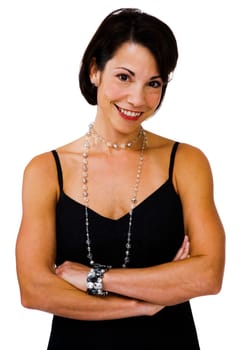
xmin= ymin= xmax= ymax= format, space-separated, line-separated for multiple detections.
xmin=16 ymin=8 xmax=225 ymax=349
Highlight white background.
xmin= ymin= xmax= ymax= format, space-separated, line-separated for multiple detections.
xmin=1 ymin=0 xmax=243 ymax=349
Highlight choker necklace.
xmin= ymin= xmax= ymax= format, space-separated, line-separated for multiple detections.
xmin=82 ymin=124 xmax=147 ymax=268
xmin=89 ymin=122 xmax=143 ymax=150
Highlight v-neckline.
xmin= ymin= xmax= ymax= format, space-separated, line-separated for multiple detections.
xmin=60 ymin=178 xmax=172 ymax=221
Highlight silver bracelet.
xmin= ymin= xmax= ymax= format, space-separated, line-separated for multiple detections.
xmin=87 ymin=263 xmax=111 ymax=296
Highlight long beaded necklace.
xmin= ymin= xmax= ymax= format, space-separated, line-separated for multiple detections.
xmin=82 ymin=123 xmax=147 ymax=268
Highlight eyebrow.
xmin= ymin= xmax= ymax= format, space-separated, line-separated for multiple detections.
xmin=116 ymin=67 xmax=162 ymax=80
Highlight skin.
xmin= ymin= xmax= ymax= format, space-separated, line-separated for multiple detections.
xmin=16 ymin=42 xmax=225 ymax=320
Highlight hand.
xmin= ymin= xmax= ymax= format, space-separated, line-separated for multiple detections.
xmin=173 ymin=235 xmax=190 ymax=261
xmin=55 ymin=261 xmax=89 ymax=291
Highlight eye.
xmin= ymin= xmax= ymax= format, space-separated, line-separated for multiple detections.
xmin=117 ymin=73 xmax=130 ymax=82
xmin=148 ymin=80 xmax=162 ymax=88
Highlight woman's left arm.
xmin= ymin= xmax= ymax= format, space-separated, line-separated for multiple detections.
xmin=103 ymin=144 xmax=225 ymax=305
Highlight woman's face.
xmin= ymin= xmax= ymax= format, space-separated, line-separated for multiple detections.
xmin=91 ymin=42 xmax=163 ymax=133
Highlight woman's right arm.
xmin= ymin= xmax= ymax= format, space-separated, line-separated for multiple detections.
xmin=15 ymin=152 xmax=163 ymax=321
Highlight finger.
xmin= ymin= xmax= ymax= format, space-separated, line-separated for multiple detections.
xmin=180 ymin=236 xmax=190 ymax=258
xmin=182 ymin=240 xmax=190 ymax=259
xmin=173 ymin=235 xmax=190 ymax=261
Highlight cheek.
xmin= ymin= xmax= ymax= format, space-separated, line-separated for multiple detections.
xmin=146 ymin=91 xmax=162 ymax=109
xmin=97 ymin=84 xmax=124 ymax=110
xmin=102 ymin=83 xmax=125 ymax=101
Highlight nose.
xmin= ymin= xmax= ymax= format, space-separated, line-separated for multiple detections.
xmin=127 ymin=83 xmax=145 ymax=107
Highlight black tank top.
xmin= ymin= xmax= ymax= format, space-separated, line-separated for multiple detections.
xmin=51 ymin=141 xmax=184 ymax=267
xmin=47 ymin=142 xmax=200 ymax=350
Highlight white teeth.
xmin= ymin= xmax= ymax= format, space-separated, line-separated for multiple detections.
xmin=119 ymin=107 xmax=141 ymax=117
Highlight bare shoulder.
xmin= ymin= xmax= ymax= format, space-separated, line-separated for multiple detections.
xmin=144 ymin=130 xmax=210 ymax=165
xmin=175 ymin=142 xmax=212 ymax=174
xmin=21 ymin=151 xmax=60 ymax=204
xmin=23 ymin=136 xmax=83 ymax=193
xmin=146 ymin=131 xmax=214 ymax=195
xmin=174 ymin=142 xmax=214 ymax=196
xmin=24 ymin=151 xmax=57 ymax=181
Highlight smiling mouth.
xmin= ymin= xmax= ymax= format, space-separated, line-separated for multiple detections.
xmin=116 ymin=106 xmax=142 ymax=119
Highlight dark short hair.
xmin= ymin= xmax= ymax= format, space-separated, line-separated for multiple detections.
xmin=79 ymin=8 xmax=178 ymax=109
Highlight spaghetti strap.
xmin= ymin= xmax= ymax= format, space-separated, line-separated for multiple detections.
xmin=51 ymin=150 xmax=63 ymax=192
xmin=168 ymin=142 xmax=180 ymax=182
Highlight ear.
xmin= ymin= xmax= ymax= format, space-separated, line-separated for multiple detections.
xmin=89 ymin=58 xmax=101 ymax=87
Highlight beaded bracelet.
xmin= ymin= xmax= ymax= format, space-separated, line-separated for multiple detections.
xmin=87 ymin=263 xmax=111 ymax=296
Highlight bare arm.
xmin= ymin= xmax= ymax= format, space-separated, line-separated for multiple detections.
xmin=15 ymin=153 xmax=164 ymax=320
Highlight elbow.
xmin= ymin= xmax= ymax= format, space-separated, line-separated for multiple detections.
xmin=17 ymin=269 xmax=56 ymax=311
xmin=19 ymin=288 xmax=39 ymax=310
xmin=207 ymin=279 xmax=222 ymax=295
xmin=193 ymin=254 xmax=225 ymax=296
xmin=210 ymin=275 xmax=223 ymax=295
xmin=201 ymin=268 xmax=224 ymax=296
xmin=18 ymin=282 xmax=48 ymax=310
xmin=20 ymin=296 xmax=32 ymax=309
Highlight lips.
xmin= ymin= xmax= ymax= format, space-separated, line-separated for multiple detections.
xmin=116 ymin=106 xmax=143 ymax=120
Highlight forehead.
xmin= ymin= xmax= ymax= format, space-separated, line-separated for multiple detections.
xmin=106 ymin=42 xmax=159 ymax=75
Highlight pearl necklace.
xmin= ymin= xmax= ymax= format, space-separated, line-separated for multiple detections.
xmin=90 ymin=122 xmax=144 ymax=149
xmin=82 ymin=124 xmax=147 ymax=268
